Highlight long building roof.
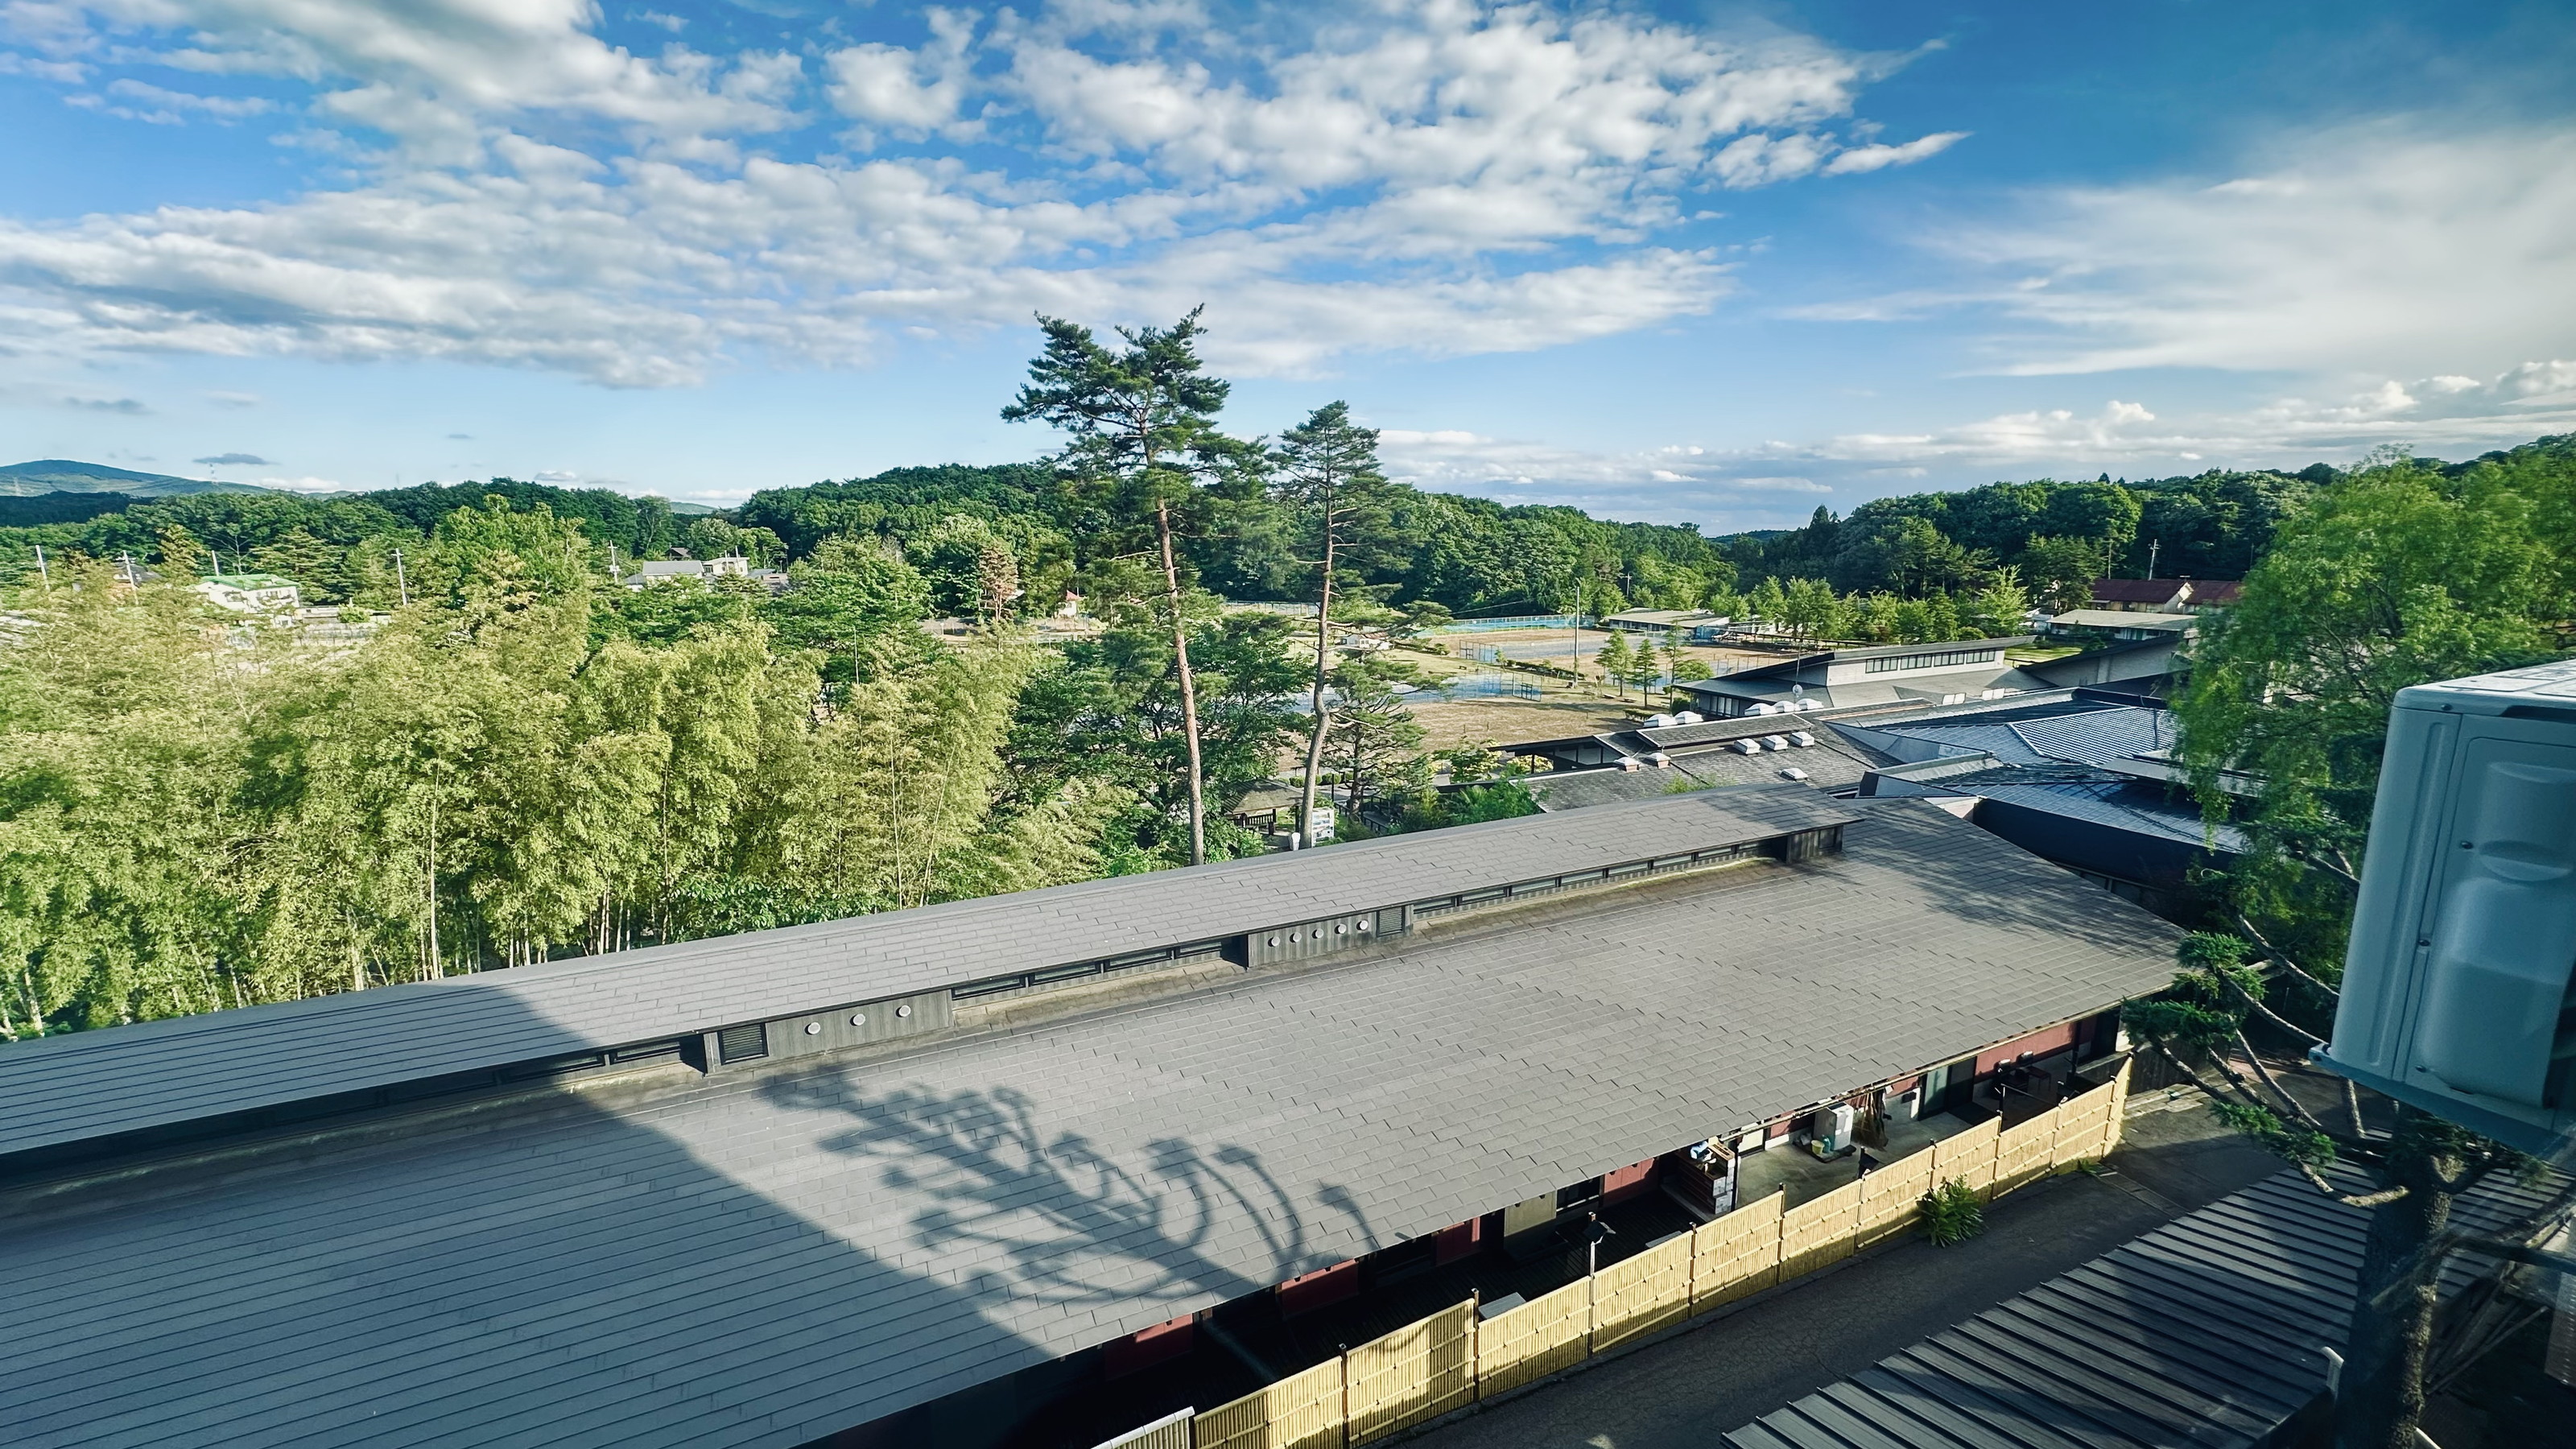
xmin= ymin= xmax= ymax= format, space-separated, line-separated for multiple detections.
xmin=0 ymin=786 xmax=1850 ymax=1167
xmin=2 ymin=799 xmax=2182 ymax=1449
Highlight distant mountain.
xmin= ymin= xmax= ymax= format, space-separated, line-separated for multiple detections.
xmin=0 ymin=460 xmax=282 ymax=498
xmin=0 ymin=460 xmax=722 ymax=512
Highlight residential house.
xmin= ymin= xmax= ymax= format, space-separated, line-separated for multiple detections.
xmin=192 ymin=572 xmax=301 ymax=612
xmin=0 ymin=787 xmax=2182 ymax=1449
xmin=2088 ymin=576 xmax=2241 ymax=613
xmin=622 ymin=554 xmax=753 ymax=588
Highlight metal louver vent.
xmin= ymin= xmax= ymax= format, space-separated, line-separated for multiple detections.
xmin=716 ymin=1022 xmax=769 ymax=1064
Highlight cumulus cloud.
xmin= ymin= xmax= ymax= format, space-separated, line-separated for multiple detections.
xmin=1910 ymin=125 xmax=2576 ymax=378
xmin=0 ymin=0 xmax=1962 ymax=385
xmin=194 ymin=452 xmax=273 ymax=465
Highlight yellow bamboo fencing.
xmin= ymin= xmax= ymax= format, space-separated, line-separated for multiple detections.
xmin=1344 ymin=1302 xmax=1476 ymax=1445
xmin=1192 ymin=1356 xmax=1344 ymax=1449
xmin=1185 ymin=1061 xmax=2132 ymax=1449
xmin=1475 ymin=1278 xmax=1591 ymax=1398
xmin=1588 ymin=1232 xmax=1694 ymax=1351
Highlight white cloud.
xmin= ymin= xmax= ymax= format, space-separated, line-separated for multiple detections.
xmin=1918 ymin=124 xmax=2576 ymax=378
xmin=1823 ymin=130 xmax=1965 ymax=175
xmin=0 ymin=0 xmax=1951 ymax=385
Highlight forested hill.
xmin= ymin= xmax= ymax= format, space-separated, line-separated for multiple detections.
xmin=5 ymin=434 xmax=2568 ymax=618
xmin=733 ymin=464 xmax=1739 ymax=618
xmin=1716 ymin=435 xmax=2576 ymax=610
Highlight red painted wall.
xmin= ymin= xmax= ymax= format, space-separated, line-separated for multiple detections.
xmin=1277 ymin=1259 xmax=1360 ymax=1316
xmin=1975 ymin=1020 xmax=2077 ymax=1077
xmin=1601 ymin=1157 xmax=1658 ymax=1205
xmin=1103 ymin=1314 xmax=1195 ymax=1379
xmin=1434 ymin=1217 xmax=1483 ymax=1265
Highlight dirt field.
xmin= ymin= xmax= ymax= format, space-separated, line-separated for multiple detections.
xmin=1416 ymin=627 xmax=1774 ymax=677
xmin=1405 ymin=696 xmax=1640 ymax=751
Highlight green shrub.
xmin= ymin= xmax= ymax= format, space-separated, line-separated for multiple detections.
xmin=1918 ymin=1178 xmax=1985 ymax=1247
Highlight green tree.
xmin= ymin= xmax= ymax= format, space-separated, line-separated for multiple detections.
xmin=2170 ymin=449 xmax=2574 ymax=1449
xmin=758 ymin=536 xmax=932 ymax=683
xmin=2021 ymin=535 xmax=2100 ymax=614
xmin=1596 ymin=632 xmax=1636 ymax=696
xmin=1274 ymin=401 xmax=1396 ymax=846
xmin=1004 ymin=308 xmax=1248 ymax=865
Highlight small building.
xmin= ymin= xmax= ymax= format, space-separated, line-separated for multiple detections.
xmin=192 ymin=572 xmax=300 ymax=612
xmin=2041 ymin=608 xmax=2196 ymax=644
xmin=1672 ymin=638 xmax=2045 ymax=718
xmin=2088 ymin=577 xmax=2240 ymax=612
xmin=621 ymin=555 xmax=751 ymax=588
xmin=1600 ymin=609 xmax=1715 ymax=634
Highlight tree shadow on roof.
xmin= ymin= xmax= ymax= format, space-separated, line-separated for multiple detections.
xmin=768 ymin=1067 xmax=1377 ymax=1315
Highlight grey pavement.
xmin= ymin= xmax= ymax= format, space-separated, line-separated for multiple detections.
xmin=1403 ymin=1102 xmax=2284 ymax=1449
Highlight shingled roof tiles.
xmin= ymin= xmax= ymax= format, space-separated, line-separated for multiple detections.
xmin=2 ymin=801 xmax=2182 ymax=1449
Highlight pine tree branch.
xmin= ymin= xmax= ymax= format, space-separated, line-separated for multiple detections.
xmin=2226 ymin=967 xmax=2326 ymax=1046
xmin=2231 ymin=910 xmax=2341 ymax=998
xmin=2232 ymin=1024 xmax=2335 ymax=1136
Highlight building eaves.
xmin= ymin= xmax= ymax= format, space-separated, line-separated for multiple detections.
xmin=0 ymin=789 xmax=1852 ymax=1167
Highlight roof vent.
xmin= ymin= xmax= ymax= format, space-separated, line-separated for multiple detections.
xmin=716 ymin=1023 xmax=770 ymax=1064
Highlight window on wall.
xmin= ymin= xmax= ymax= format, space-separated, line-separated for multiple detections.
xmin=1863 ymin=647 xmax=2000 ymax=675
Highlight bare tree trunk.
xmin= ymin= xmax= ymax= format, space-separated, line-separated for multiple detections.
xmin=2335 ymin=1108 xmax=2458 ymax=1449
xmin=423 ymin=793 xmax=440 ymax=983
xmin=1298 ymin=529 xmax=1335 ymax=847
xmin=1158 ymin=498 xmax=1208 ymax=866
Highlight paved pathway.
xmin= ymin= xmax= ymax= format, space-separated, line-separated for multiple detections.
xmin=1402 ymin=1103 xmax=2281 ymax=1449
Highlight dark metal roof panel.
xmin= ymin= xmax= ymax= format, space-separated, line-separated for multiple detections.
xmin=1727 ymin=1167 xmax=2564 ymax=1449
xmin=0 ymin=786 xmax=1853 ymax=1162
xmin=0 ymin=802 xmax=2187 ymax=1449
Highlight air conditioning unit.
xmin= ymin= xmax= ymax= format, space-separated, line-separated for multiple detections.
xmin=1808 ymin=1103 xmax=1855 ymax=1157
xmin=2318 ymin=659 xmax=2576 ymax=1158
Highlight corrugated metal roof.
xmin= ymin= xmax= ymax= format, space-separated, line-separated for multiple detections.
xmin=0 ymin=788 xmax=1852 ymax=1166
xmin=1725 ymin=1166 xmax=2562 ymax=1449
xmin=0 ymin=802 xmax=2186 ymax=1449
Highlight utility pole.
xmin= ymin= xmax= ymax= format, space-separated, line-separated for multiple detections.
xmin=1568 ymin=579 xmax=1583 ymax=690
xmin=2146 ymin=539 xmax=2159 ymax=580
xmin=31 ymin=543 xmax=47 ymax=591
xmin=394 ymin=548 xmax=410 ymax=606
xmin=120 ymin=551 xmax=138 ymax=586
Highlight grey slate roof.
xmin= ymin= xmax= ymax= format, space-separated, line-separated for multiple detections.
xmin=0 ymin=787 xmax=1851 ymax=1165
xmin=1724 ymin=1165 xmax=2562 ymax=1449
xmin=1 ymin=801 xmax=2184 ymax=1449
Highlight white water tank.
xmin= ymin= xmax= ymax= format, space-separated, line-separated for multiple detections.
xmin=2319 ymin=659 xmax=2576 ymax=1158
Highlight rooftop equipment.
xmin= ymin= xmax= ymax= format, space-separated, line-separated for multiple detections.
xmin=1762 ymin=735 xmax=1790 ymax=751
xmin=1729 ymin=739 xmax=1762 ymax=756
xmin=1779 ymin=767 xmax=1810 ymax=782
xmin=1790 ymin=730 xmax=1816 ymax=748
xmin=2318 ymin=658 xmax=2576 ymax=1159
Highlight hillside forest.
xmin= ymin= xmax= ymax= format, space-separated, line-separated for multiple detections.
xmin=1 ymin=304 xmax=2568 ymax=1041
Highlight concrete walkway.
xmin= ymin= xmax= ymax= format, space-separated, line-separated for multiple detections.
xmin=1402 ymin=1100 xmax=2281 ymax=1449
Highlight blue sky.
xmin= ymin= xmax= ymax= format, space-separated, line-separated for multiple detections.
xmin=2 ymin=0 xmax=2572 ymax=530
